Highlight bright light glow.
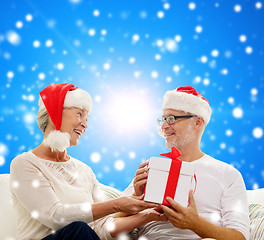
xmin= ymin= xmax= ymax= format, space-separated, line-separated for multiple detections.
xmin=105 ymin=91 xmax=154 ymax=133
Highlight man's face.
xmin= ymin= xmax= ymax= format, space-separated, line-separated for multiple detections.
xmin=161 ymin=109 xmax=195 ymax=150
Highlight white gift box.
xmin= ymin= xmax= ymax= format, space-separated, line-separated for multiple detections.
xmin=144 ymin=156 xmax=195 ymax=207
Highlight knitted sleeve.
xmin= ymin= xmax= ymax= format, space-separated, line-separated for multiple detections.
xmin=10 ymin=156 xmax=94 ymax=231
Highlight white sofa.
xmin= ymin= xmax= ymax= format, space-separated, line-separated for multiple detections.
xmin=1 ymin=174 xmax=264 ymax=240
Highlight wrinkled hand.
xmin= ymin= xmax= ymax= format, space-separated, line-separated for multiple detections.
xmin=160 ymin=190 xmax=199 ymax=230
xmin=115 ymin=194 xmax=159 ymax=215
xmin=143 ymin=207 xmax=168 ymax=222
xmin=133 ymin=160 xmax=149 ymax=196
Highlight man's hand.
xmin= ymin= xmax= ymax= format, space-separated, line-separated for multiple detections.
xmin=133 ymin=160 xmax=149 ymax=196
xmin=160 ymin=190 xmax=199 ymax=230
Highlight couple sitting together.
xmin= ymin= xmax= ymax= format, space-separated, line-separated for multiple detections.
xmin=10 ymin=83 xmax=249 ymax=240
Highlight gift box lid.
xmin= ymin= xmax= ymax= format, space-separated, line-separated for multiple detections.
xmin=148 ymin=157 xmax=194 ymax=176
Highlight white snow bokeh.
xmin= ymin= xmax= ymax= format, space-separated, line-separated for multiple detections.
xmin=189 ymin=2 xmax=196 ymax=10
xmin=33 ymin=40 xmax=41 ymax=48
xmin=114 ymin=160 xmax=125 ymax=171
xmin=6 ymin=31 xmax=21 ymax=45
xmin=91 ymin=152 xmax=101 ymax=163
xmin=253 ymin=127 xmax=263 ymax=139
xmin=232 ymin=107 xmax=243 ymax=119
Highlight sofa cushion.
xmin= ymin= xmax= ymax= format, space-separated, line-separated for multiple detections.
xmin=247 ymin=188 xmax=264 ymax=205
xmin=249 ymin=203 xmax=264 ymax=240
xmin=0 ymin=174 xmax=17 ymax=240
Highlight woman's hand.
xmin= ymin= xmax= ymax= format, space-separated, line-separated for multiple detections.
xmin=133 ymin=160 xmax=149 ymax=196
xmin=114 ymin=194 xmax=158 ymax=215
xmin=143 ymin=207 xmax=168 ymax=222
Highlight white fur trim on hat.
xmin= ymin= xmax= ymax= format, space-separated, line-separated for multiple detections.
xmin=44 ymin=130 xmax=70 ymax=152
xmin=38 ymin=88 xmax=93 ymax=112
xmin=162 ymin=91 xmax=212 ymax=124
xmin=64 ymin=88 xmax=92 ymax=111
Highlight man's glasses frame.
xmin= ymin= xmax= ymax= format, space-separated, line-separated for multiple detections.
xmin=157 ymin=115 xmax=197 ymax=126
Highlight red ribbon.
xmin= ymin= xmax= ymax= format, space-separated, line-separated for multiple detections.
xmin=160 ymin=147 xmax=182 ymax=206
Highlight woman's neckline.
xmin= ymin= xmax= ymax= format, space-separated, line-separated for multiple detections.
xmin=29 ymin=151 xmax=73 ymax=164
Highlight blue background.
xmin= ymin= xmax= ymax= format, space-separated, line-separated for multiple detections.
xmin=0 ymin=0 xmax=263 ymax=191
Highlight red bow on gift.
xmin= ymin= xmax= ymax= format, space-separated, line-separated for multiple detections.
xmin=159 ymin=147 xmax=182 ymax=206
xmin=159 ymin=146 xmax=197 ymax=207
xmin=160 ymin=146 xmax=181 ymax=160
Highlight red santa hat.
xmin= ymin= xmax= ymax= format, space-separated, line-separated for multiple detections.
xmin=39 ymin=83 xmax=92 ymax=152
xmin=162 ymin=86 xmax=211 ymax=125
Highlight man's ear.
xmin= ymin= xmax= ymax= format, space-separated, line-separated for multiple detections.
xmin=195 ymin=117 xmax=204 ymax=129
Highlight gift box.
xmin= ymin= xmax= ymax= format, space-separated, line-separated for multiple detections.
xmin=144 ymin=147 xmax=195 ymax=207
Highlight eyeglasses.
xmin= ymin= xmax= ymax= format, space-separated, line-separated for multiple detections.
xmin=157 ymin=115 xmax=197 ymax=126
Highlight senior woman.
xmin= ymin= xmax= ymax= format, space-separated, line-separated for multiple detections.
xmin=10 ymin=83 xmax=166 ymax=240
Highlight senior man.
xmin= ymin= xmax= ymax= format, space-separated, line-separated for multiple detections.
xmin=125 ymin=86 xmax=250 ymax=240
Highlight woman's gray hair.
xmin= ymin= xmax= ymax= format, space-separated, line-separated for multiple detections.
xmin=37 ymin=107 xmax=49 ymax=133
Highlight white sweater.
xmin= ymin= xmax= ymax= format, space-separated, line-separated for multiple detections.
xmin=124 ymin=154 xmax=250 ymax=240
xmin=10 ymin=151 xmax=114 ymax=240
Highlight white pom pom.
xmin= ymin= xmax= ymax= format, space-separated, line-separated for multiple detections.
xmin=44 ymin=131 xmax=70 ymax=152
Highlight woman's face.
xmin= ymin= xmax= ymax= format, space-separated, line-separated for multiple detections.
xmin=60 ymin=107 xmax=89 ymax=146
